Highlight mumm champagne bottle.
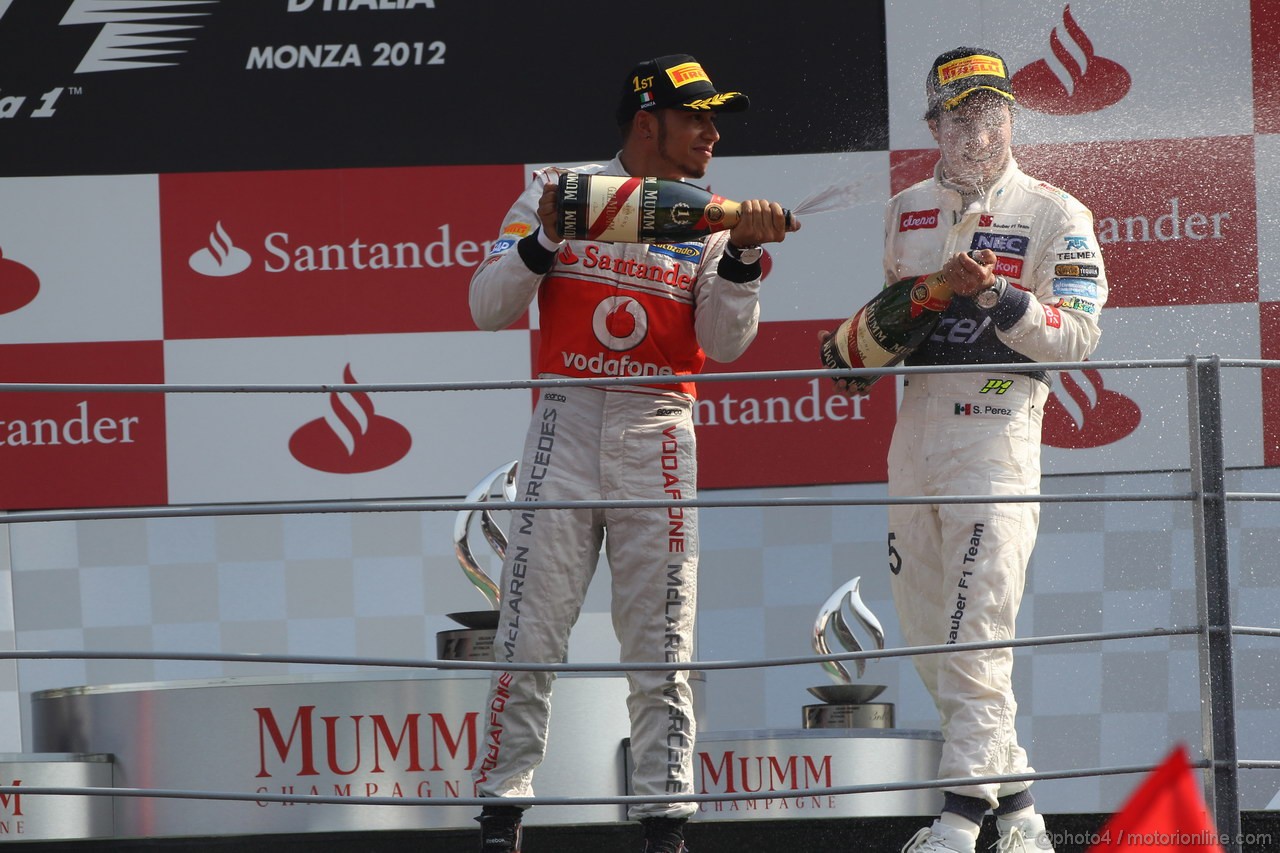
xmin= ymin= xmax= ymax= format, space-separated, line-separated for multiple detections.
xmin=556 ymin=172 xmax=793 ymax=243
xmin=819 ymin=271 xmax=953 ymax=393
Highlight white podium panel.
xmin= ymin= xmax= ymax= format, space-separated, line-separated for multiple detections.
xmin=681 ymin=728 xmax=943 ymax=820
xmin=0 ymin=754 xmax=113 ymax=842
xmin=32 ymin=672 xmax=630 ymax=837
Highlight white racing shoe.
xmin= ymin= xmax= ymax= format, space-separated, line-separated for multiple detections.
xmin=994 ymin=813 xmax=1054 ymax=852
xmin=901 ymin=820 xmax=978 ymax=853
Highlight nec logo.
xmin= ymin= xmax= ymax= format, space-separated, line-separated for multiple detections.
xmin=971 ymin=232 xmax=1028 ymax=256
xmin=899 ymin=209 xmax=940 ymax=231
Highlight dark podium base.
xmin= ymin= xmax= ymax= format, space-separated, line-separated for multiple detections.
xmin=9 ymin=813 xmax=1280 ymax=853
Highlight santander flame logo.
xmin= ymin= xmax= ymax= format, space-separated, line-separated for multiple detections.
xmin=1012 ymin=5 xmax=1131 ymax=115
xmin=189 ymin=221 xmax=252 ymax=277
xmin=1043 ymin=367 xmax=1141 ymax=449
xmin=0 ymin=246 xmax=40 ymax=315
xmin=289 ymin=365 xmax=412 ymax=474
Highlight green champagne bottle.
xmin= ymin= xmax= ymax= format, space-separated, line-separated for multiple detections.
xmin=819 ymin=271 xmax=953 ymax=393
xmin=556 ymin=172 xmax=792 ymax=243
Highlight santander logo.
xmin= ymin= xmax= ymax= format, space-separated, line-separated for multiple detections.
xmin=1043 ymin=367 xmax=1141 ymax=449
xmin=289 ymin=365 xmax=412 ymax=474
xmin=1012 ymin=5 xmax=1131 ymax=115
xmin=189 ymin=222 xmax=252 ymax=277
xmin=0 ymin=246 xmax=40 ymax=315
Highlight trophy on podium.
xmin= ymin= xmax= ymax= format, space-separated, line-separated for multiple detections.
xmin=438 ymin=461 xmax=518 ymax=662
xmin=803 ymin=576 xmax=894 ymax=729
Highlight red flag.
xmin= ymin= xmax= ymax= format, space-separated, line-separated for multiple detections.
xmin=1086 ymin=745 xmax=1226 ymax=851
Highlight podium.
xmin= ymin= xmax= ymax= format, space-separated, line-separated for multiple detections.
xmin=32 ymin=671 xmax=630 ymax=837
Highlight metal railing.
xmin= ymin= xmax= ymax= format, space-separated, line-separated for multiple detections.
xmin=0 ymin=354 xmax=1275 ymax=851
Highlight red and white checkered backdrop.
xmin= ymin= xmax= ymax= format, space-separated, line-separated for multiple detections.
xmin=0 ymin=0 xmax=1273 ymax=509
xmin=2 ymin=1 xmax=1280 ymax=817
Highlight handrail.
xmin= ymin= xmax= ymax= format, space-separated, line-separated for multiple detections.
xmin=0 ymin=354 xmax=1274 ymax=853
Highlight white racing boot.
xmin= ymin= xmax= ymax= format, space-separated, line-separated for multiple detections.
xmin=901 ymin=820 xmax=978 ymax=853
xmin=994 ymin=813 xmax=1054 ymax=852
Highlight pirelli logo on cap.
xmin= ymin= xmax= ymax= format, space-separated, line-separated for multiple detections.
xmin=667 ymin=61 xmax=710 ymax=88
xmin=937 ymin=54 xmax=1007 ymax=85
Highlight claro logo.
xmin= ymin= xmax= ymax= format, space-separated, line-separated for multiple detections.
xmin=0 ymin=0 xmax=215 ymax=119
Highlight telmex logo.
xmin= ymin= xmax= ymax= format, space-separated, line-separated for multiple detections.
xmin=1012 ymin=5 xmax=1131 ymax=115
xmin=0 ymin=245 xmax=39 ymax=315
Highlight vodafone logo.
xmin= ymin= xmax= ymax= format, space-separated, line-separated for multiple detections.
xmin=189 ymin=221 xmax=252 ymax=277
xmin=1012 ymin=5 xmax=1131 ymax=115
xmin=1044 ymin=367 xmax=1141 ymax=449
xmin=289 ymin=364 xmax=411 ymax=474
xmin=593 ymin=295 xmax=648 ymax=350
xmin=899 ymin=209 xmax=940 ymax=231
xmin=0 ymin=246 xmax=39 ymax=315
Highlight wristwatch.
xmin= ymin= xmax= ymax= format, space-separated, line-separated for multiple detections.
xmin=975 ymin=275 xmax=1007 ymax=309
xmin=725 ymin=242 xmax=763 ymax=265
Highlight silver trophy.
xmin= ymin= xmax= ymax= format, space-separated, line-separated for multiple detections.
xmin=438 ymin=461 xmax=518 ymax=662
xmin=803 ymin=576 xmax=894 ymax=729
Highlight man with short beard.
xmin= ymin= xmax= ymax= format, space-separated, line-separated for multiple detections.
xmin=468 ymin=53 xmax=792 ymax=853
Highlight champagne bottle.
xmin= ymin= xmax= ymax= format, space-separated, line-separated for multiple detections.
xmin=556 ymin=172 xmax=794 ymax=243
xmin=819 ymin=271 xmax=953 ymax=393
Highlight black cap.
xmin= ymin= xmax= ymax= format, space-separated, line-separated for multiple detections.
xmin=926 ymin=47 xmax=1015 ymax=116
xmin=615 ymin=53 xmax=750 ymax=126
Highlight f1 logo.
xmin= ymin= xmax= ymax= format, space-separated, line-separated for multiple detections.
xmin=980 ymin=379 xmax=1012 ymax=395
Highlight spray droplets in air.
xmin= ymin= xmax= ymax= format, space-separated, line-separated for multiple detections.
xmin=789 ymin=172 xmax=878 ymax=217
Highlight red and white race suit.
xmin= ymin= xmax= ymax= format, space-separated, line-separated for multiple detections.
xmin=469 ymin=156 xmax=763 ymax=819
